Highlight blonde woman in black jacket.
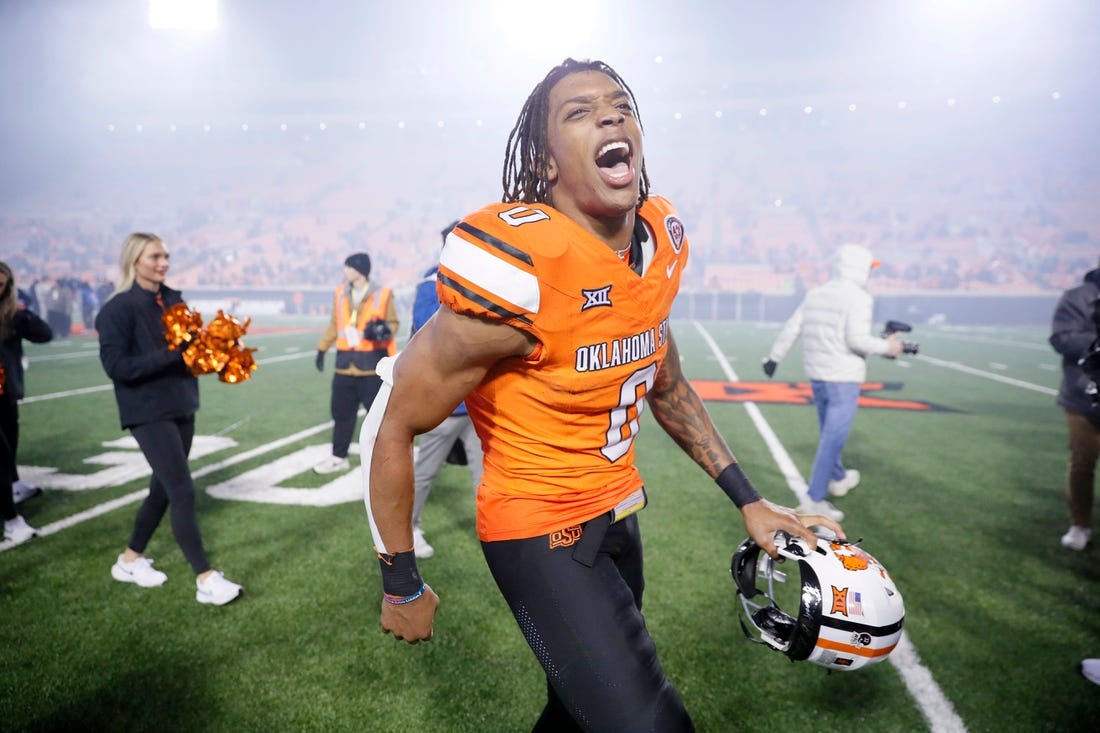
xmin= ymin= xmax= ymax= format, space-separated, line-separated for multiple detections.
xmin=95 ymin=233 xmax=242 ymax=605
xmin=1 ymin=261 xmax=52 ymax=545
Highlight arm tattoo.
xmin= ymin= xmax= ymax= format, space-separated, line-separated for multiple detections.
xmin=647 ymin=337 xmax=735 ymax=478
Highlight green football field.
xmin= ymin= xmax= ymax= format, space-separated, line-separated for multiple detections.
xmin=2 ymin=317 xmax=1097 ymax=732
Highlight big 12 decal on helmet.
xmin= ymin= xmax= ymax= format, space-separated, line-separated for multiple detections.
xmin=731 ymin=531 xmax=905 ymax=671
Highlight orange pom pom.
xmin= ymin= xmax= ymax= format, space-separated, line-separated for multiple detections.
xmin=162 ymin=302 xmax=203 ymax=350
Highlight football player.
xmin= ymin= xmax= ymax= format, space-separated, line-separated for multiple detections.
xmin=361 ymin=58 xmax=844 ymax=731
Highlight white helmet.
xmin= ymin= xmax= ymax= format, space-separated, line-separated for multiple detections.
xmin=731 ymin=531 xmax=905 ymax=671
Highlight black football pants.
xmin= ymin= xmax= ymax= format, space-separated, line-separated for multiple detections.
xmin=482 ymin=513 xmax=694 ymax=733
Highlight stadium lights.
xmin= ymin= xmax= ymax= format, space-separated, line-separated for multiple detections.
xmin=148 ymin=0 xmax=218 ymax=31
xmin=91 ymin=82 xmax=1077 ymax=138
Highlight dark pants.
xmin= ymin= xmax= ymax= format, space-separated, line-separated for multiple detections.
xmin=128 ymin=416 xmax=210 ymax=574
xmin=1 ymin=398 xmax=19 ymax=484
xmin=0 ymin=400 xmax=15 ymax=520
xmin=330 ymin=373 xmax=382 ymax=458
xmin=1066 ymin=411 xmax=1099 ymax=527
xmin=482 ymin=514 xmax=693 ymax=733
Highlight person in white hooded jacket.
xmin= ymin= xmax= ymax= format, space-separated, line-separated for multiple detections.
xmin=763 ymin=243 xmax=902 ymax=520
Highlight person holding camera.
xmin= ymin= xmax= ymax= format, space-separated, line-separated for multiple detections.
xmin=1048 ymin=257 xmax=1100 ymax=551
xmin=314 ymin=252 xmax=398 ymax=474
xmin=762 ymin=243 xmax=902 ymax=520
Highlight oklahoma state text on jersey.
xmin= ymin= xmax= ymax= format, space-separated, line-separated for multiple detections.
xmin=438 ymin=196 xmax=688 ymax=541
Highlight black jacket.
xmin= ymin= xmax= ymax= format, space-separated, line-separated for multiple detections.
xmin=1050 ymin=267 xmax=1100 ymax=418
xmin=1 ymin=308 xmax=53 ymax=403
xmin=95 ymin=283 xmax=199 ymax=429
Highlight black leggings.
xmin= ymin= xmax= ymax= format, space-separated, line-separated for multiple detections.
xmin=128 ymin=416 xmax=210 ymax=574
xmin=1 ymin=398 xmax=20 ymax=484
xmin=482 ymin=514 xmax=693 ymax=733
xmin=0 ymin=400 xmax=15 ymax=521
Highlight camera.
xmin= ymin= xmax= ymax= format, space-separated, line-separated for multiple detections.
xmin=882 ymin=320 xmax=919 ymax=355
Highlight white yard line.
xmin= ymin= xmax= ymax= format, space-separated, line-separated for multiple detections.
xmin=21 ymin=351 xmax=315 ymax=404
xmin=0 ymin=419 xmax=335 ymax=552
xmin=914 ymin=354 xmax=1057 ymax=396
xmin=931 ymin=331 xmax=1052 ymax=352
xmin=693 ymin=321 xmax=968 ymax=733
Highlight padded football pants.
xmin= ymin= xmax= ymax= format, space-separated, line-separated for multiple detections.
xmin=411 ymin=414 xmax=483 ymax=529
xmin=482 ymin=513 xmax=694 ymax=732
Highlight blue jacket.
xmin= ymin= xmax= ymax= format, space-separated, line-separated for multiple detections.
xmin=411 ymin=265 xmax=466 ymax=417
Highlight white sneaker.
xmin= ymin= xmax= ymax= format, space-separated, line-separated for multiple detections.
xmin=3 ymin=515 xmax=37 ymax=545
xmin=827 ymin=469 xmax=861 ymax=498
xmin=1061 ymin=525 xmax=1091 ymax=551
xmin=413 ymin=527 xmax=435 ymax=559
xmin=1082 ymin=659 xmax=1100 ymax=686
xmin=313 ymin=455 xmax=351 ymax=474
xmin=799 ymin=499 xmax=845 ymax=522
xmin=111 ymin=554 xmax=168 ymax=587
xmin=196 ymin=570 xmax=243 ymax=606
xmin=12 ymin=480 xmax=42 ymax=504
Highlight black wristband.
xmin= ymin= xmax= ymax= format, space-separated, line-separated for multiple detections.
xmin=716 ymin=464 xmax=762 ymax=509
xmin=377 ymin=549 xmax=423 ymax=597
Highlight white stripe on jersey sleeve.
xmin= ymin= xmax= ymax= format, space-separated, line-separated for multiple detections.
xmin=441 ymin=231 xmax=541 ymax=314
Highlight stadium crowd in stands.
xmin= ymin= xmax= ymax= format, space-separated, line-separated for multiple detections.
xmin=1 ymin=105 xmax=1094 ymax=305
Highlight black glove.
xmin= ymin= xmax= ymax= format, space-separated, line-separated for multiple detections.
xmin=315 ymin=350 xmax=325 ymax=372
xmin=762 ymin=359 xmax=777 ymax=378
xmin=363 ymin=318 xmax=393 ymax=342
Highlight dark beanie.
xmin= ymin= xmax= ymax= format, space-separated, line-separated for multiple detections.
xmin=344 ymin=252 xmax=371 ymax=278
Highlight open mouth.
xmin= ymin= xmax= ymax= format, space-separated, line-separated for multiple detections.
xmin=595 ymin=140 xmax=633 ymax=183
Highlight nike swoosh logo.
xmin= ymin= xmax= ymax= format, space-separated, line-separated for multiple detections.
xmin=666 ymin=261 xmax=678 ymax=279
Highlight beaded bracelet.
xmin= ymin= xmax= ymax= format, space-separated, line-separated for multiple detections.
xmin=383 ymin=582 xmax=426 ymax=605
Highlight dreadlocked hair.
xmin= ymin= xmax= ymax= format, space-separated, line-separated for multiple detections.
xmin=502 ymin=58 xmax=650 ymax=207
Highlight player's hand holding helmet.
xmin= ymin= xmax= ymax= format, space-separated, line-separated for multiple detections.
xmin=731 ymin=530 xmax=904 ymax=671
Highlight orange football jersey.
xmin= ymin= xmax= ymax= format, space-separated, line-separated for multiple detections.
xmin=438 ymin=196 xmax=689 ymax=541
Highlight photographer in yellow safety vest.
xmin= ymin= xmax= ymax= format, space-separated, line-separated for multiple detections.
xmin=314 ymin=252 xmax=398 ymax=474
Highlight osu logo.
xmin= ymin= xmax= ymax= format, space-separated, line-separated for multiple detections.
xmin=549 ymin=526 xmax=583 ymax=549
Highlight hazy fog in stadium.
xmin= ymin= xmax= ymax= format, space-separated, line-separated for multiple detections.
xmin=1 ymin=0 xmax=1097 ymax=296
